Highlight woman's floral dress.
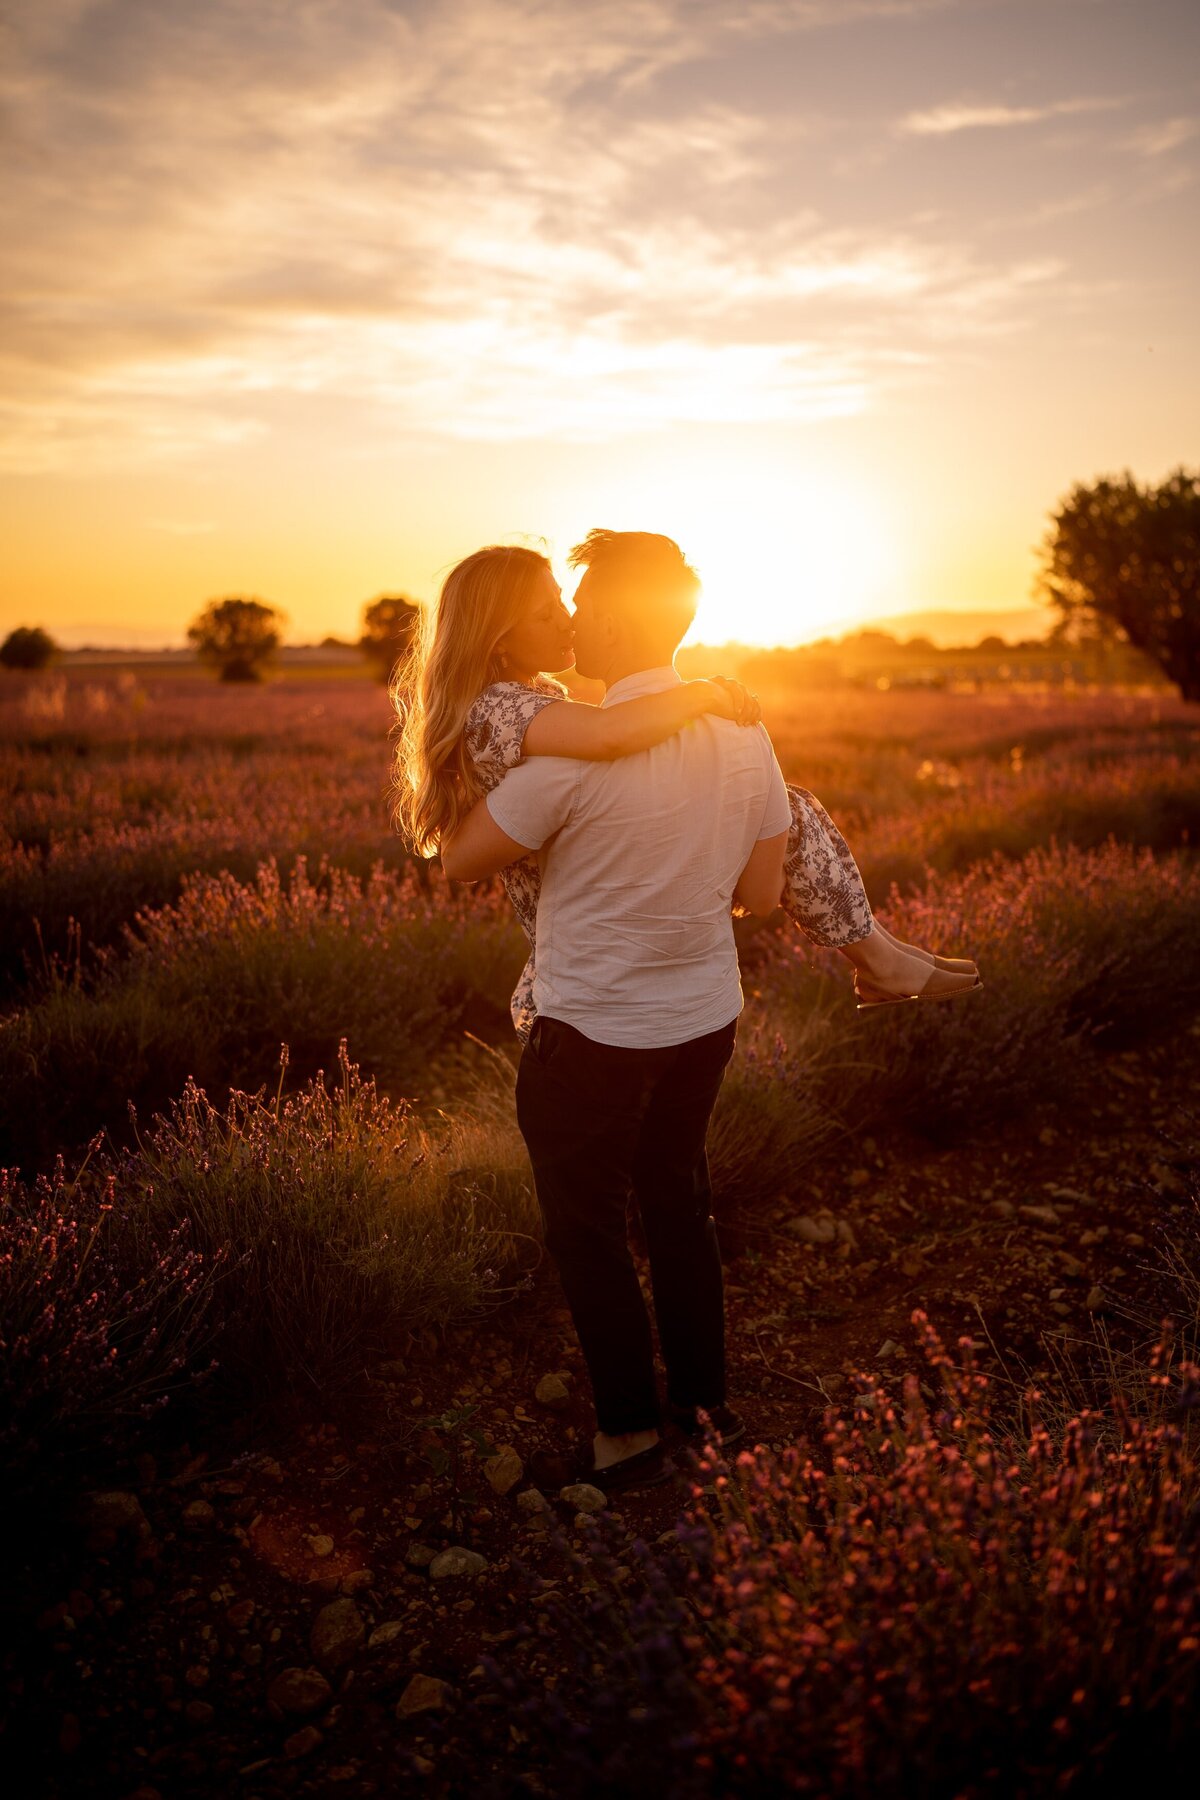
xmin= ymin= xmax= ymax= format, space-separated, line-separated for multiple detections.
xmin=463 ymin=678 xmax=874 ymax=1041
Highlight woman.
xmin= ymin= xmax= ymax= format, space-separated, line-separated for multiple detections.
xmin=391 ymin=545 xmax=979 ymax=1031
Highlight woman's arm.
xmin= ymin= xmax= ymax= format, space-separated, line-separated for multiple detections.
xmin=521 ymin=678 xmax=759 ymax=761
xmin=734 ymin=830 xmax=788 ymax=917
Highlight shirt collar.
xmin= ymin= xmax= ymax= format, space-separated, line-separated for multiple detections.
xmin=600 ymin=665 xmax=682 ymax=708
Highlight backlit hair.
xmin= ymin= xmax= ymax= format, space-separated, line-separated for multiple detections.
xmin=567 ymin=529 xmax=700 ymax=647
xmin=390 ymin=544 xmax=553 ymax=857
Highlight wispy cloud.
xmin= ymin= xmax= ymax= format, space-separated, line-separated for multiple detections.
xmin=1125 ymin=116 xmax=1198 ymax=157
xmin=900 ymin=95 xmax=1124 ymax=136
xmin=0 ymin=2 xmax=1162 ymax=474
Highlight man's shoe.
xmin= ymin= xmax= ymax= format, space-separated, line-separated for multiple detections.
xmin=571 ymin=1439 xmax=674 ymax=1494
xmin=666 ymin=1402 xmax=746 ymax=1446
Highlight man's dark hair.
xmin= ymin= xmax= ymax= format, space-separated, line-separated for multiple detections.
xmin=567 ymin=529 xmax=700 ymax=646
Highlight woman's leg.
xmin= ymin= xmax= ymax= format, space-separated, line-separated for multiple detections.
xmin=779 ymin=787 xmax=977 ymax=995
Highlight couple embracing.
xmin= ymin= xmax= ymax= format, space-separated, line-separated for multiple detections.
xmin=392 ymin=530 xmax=980 ymax=1493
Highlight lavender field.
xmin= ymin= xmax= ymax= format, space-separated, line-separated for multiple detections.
xmin=4 ymin=663 xmax=1200 ymax=1798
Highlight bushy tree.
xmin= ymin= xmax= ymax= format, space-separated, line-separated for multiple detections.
xmin=1039 ymin=467 xmax=1200 ymax=701
xmin=187 ymin=597 xmax=283 ymax=683
xmin=0 ymin=625 xmax=57 ymax=670
xmin=360 ymin=593 xmax=421 ymax=680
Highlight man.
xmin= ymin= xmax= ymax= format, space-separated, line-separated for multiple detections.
xmin=442 ymin=530 xmax=790 ymax=1491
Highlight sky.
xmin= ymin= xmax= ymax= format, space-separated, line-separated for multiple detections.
xmin=1 ymin=0 xmax=1197 ymax=649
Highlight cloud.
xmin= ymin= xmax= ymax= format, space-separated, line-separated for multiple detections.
xmin=1124 ymin=116 xmax=1198 ymax=157
xmin=900 ymin=95 xmax=1123 ymax=136
xmin=0 ymin=1 xmax=1107 ymax=471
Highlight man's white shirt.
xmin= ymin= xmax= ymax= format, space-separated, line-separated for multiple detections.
xmin=485 ymin=665 xmax=791 ymax=1048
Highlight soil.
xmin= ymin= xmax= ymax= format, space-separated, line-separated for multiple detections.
xmin=7 ymin=1018 xmax=1200 ymax=1800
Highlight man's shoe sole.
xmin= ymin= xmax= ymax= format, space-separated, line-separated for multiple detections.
xmin=572 ymin=1442 xmax=675 ymax=1493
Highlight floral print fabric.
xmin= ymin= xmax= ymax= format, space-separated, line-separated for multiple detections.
xmin=462 ymin=678 xmax=873 ymax=1039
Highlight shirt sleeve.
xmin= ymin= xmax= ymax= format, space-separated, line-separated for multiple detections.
xmin=485 ymin=756 xmax=581 ymax=851
xmin=464 ymin=680 xmax=563 ymax=794
xmin=757 ymin=731 xmax=792 ymax=840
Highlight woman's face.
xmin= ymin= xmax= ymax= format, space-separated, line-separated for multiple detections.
xmin=497 ymin=566 xmax=576 ymax=679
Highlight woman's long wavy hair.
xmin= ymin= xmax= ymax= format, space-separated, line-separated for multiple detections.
xmin=390 ymin=544 xmax=554 ymax=858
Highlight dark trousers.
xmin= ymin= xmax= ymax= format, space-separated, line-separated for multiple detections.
xmin=515 ymin=1013 xmax=737 ymax=1436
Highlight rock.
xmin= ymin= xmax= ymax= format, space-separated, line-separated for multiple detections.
xmin=848 ymin=1168 xmax=871 ymax=1188
xmin=987 ymin=1200 xmax=1016 ymax=1220
xmin=340 ymin=1569 xmax=373 ymax=1595
xmin=396 ymin=1673 xmax=454 ymax=1718
xmin=835 ymin=1218 xmax=858 ymax=1250
xmin=404 ymin=1542 xmax=437 ymax=1570
xmin=1019 ymin=1204 xmax=1061 ymax=1227
xmin=82 ymin=1491 xmax=149 ymax=1537
xmin=789 ymin=1214 xmax=837 ymax=1246
xmin=1056 ymin=1253 xmax=1085 ymax=1278
xmin=184 ymin=1700 xmax=214 ymax=1727
xmin=876 ymin=1340 xmax=900 ymax=1360
xmin=284 ymin=1726 xmax=323 ymax=1757
xmin=267 ymin=1667 xmax=333 ymax=1717
xmin=305 ymin=1534 xmax=335 ymax=1558
xmin=1085 ymin=1285 xmax=1107 ymax=1312
xmin=310 ymin=1598 xmax=365 ymax=1670
xmin=226 ymin=1599 xmax=256 ymax=1630
xmin=535 ymin=1374 xmax=570 ymax=1409
xmin=559 ymin=1484 xmax=606 ymax=1513
xmin=367 ymin=1620 xmax=406 ymax=1651
xmin=516 ymin=1488 xmax=551 ymax=1515
xmin=484 ymin=1446 xmax=523 ymax=1495
xmin=429 ymin=1547 xmax=488 ymax=1579
xmin=184 ymin=1663 xmax=210 ymax=1689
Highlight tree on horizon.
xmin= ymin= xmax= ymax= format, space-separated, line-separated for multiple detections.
xmin=187 ymin=597 xmax=284 ymax=683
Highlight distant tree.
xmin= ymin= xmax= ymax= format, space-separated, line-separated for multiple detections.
xmin=187 ymin=597 xmax=283 ymax=683
xmin=360 ymin=594 xmax=421 ymax=681
xmin=976 ymin=635 xmax=1008 ymax=655
xmin=1039 ymin=468 xmax=1200 ymax=701
xmin=0 ymin=625 xmax=57 ymax=670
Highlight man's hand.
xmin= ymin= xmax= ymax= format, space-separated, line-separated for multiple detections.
xmin=441 ymin=794 xmax=533 ymax=881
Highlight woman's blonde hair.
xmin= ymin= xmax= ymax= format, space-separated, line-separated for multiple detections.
xmin=390 ymin=544 xmax=553 ymax=857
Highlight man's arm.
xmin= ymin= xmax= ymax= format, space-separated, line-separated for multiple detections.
xmin=440 ymin=792 xmax=533 ymax=881
xmin=734 ymin=830 xmax=788 ymax=917
xmin=441 ymin=756 xmax=580 ymax=881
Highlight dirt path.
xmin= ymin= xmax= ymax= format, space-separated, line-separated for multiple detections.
xmin=14 ymin=1018 xmax=1200 ymax=1799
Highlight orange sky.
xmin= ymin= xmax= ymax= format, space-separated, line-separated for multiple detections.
xmin=1 ymin=0 xmax=1197 ymax=648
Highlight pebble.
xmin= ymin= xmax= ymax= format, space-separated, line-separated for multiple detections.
xmin=535 ymin=1374 xmax=570 ymax=1409
xmin=82 ymin=1491 xmax=149 ymax=1537
xmin=789 ymin=1213 xmax=838 ymax=1246
xmin=305 ymin=1534 xmax=335 ymax=1558
xmin=341 ymin=1569 xmax=373 ymax=1595
xmin=367 ymin=1620 xmax=406 ymax=1651
xmin=1019 ymin=1204 xmax=1061 ymax=1227
xmin=405 ymin=1542 xmax=437 ymax=1569
xmin=516 ymin=1489 xmax=551 ymax=1515
xmin=284 ymin=1726 xmax=323 ymax=1758
xmin=396 ymin=1673 xmax=453 ymax=1717
xmin=310 ymin=1598 xmax=365 ymax=1670
xmin=987 ymin=1199 xmax=1016 ymax=1220
xmin=428 ymin=1547 xmax=488 ymax=1579
xmin=267 ymin=1667 xmax=333 ymax=1717
xmin=1085 ymin=1285 xmax=1107 ymax=1312
xmin=559 ymin=1484 xmax=606 ymax=1513
xmin=182 ymin=1499 xmax=215 ymax=1529
xmin=184 ymin=1700 xmax=214 ymax=1727
xmin=484 ymin=1446 xmax=524 ymax=1495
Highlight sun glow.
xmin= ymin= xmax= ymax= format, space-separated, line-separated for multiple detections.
xmin=554 ymin=461 xmax=900 ymax=647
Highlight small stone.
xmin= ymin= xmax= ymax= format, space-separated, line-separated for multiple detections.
xmin=184 ymin=1663 xmax=210 ymax=1689
xmin=310 ymin=1598 xmax=365 ymax=1670
xmin=396 ymin=1673 xmax=453 ymax=1717
xmin=82 ymin=1491 xmax=149 ymax=1536
xmin=876 ymin=1340 xmax=899 ymax=1360
xmin=835 ymin=1218 xmax=858 ymax=1249
xmin=559 ymin=1484 xmax=606 ymax=1513
xmin=340 ymin=1570 xmax=373 ymax=1595
xmin=182 ymin=1499 xmax=215 ymax=1529
xmin=305 ymin=1534 xmax=335 ymax=1558
xmin=848 ymin=1168 xmax=871 ymax=1188
xmin=988 ymin=1200 xmax=1016 ymax=1220
xmin=284 ymin=1726 xmax=323 ymax=1758
xmin=1057 ymin=1253 xmax=1085 ymax=1278
xmin=242 ymin=1643 xmax=263 ymax=1666
xmin=1019 ymin=1205 xmax=1061 ymax=1227
xmin=516 ymin=1489 xmax=551 ymax=1515
xmin=790 ymin=1214 xmax=838 ymax=1246
xmin=226 ymin=1599 xmax=256 ymax=1630
xmin=535 ymin=1374 xmax=570 ymax=1410
xmin=1085 ymin=1285 xmax=1107 ymax=1312
xmin=484 ymin=1446 xmax=523 ymax=1495
xmin=367 ymin=1620 xmax=406 ymax=1651
xmin=429 ymin=1547 xmax=488 ymax=1579
xmin=184 ymin=1700 xmax=214 ymax=1727
xmin=267 ymin=1667 xmax=332 ymax=1717
xmin=404 ymin=1542 xmax=437 ymax=1570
